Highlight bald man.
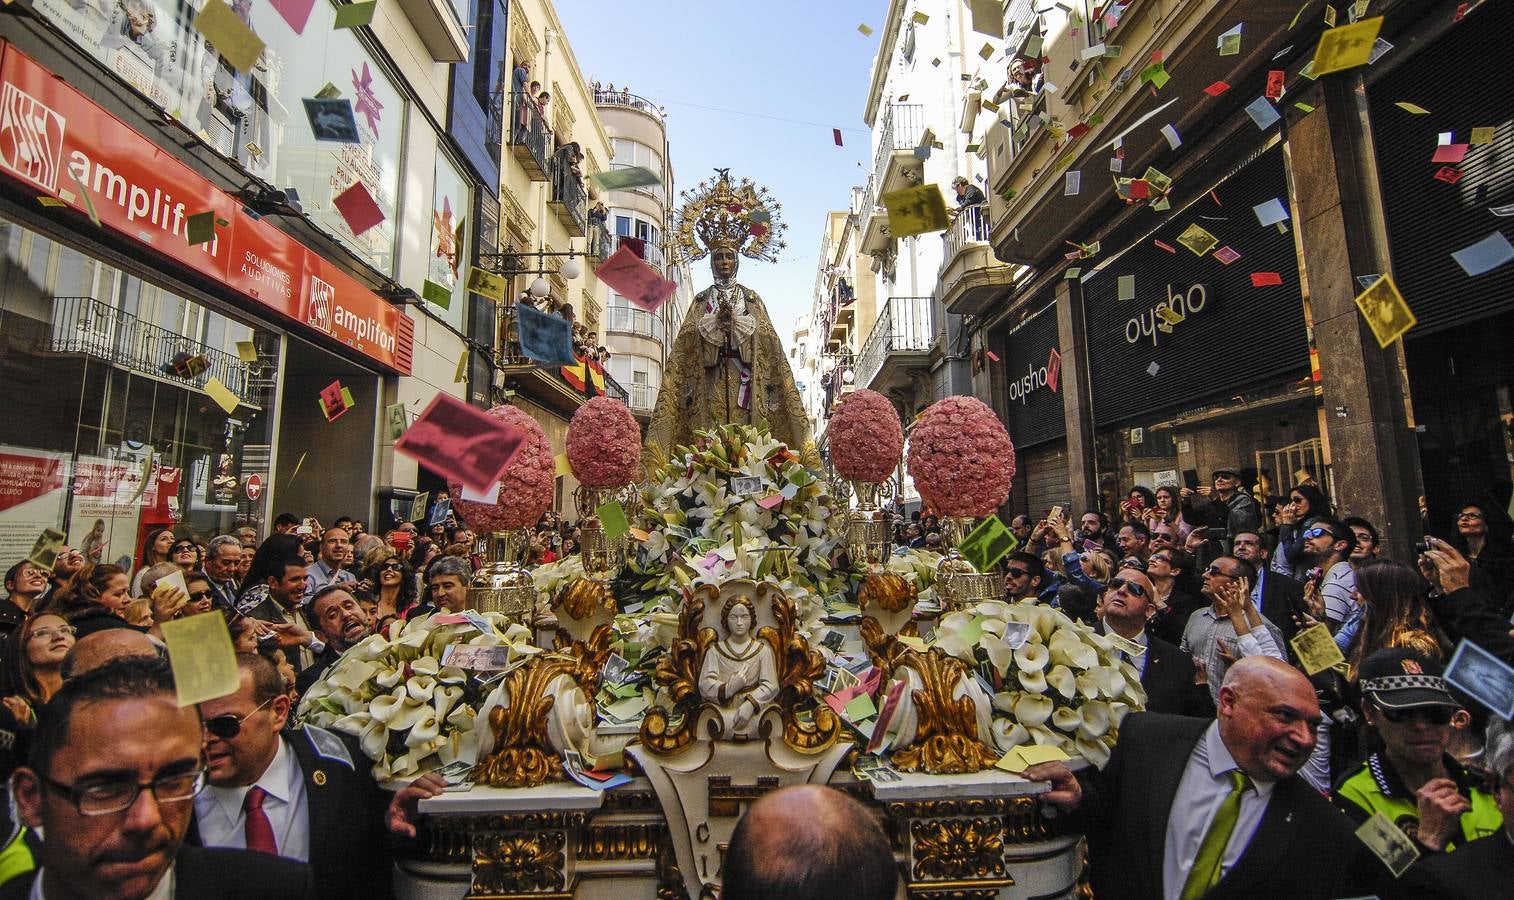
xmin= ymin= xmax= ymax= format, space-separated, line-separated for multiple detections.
xmin=1028 ymin=658 xmax=1380 ymax=899
xmin=60 ymin=627 xmax=159 ymax=679
xmin=721 ymin=785 xmax=897 ymax=900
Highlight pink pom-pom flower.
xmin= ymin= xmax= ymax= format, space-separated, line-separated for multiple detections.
xmin=566 ymin=397 xmax=642 ymax=489
xmin=829 ymin=389 xmax=904 ymax=484
xmin=451 ymin=405 xmax=556 ymax=531
xmin=906 ymin=396 xmax=1016 ymax=517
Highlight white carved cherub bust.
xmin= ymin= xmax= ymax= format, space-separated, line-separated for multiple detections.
xmin=697 ymin=591 xmax=778 ymax=736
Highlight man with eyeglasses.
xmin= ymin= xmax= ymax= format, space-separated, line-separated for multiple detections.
xmin=1096 ymin=568 xmax=1212 ymax=717
xmin=6 ymin=655 xmax=313 ymax=898
xmin=1231 ymin=531 xmax=1305 ymax=647
xmin=1182 ymin=556 xmax=1286 ymax=703
xmin=294 ymin=586 xmax=373 ymax=694
xmin=1297 ymin=517 xmax=1357 ymax=629
xmin=48 ymin=546 xmax=86 ymax=596
xmin=1334 ymin=648 xmax=1503 ymax=855
xmin=1002 ymin=552 xmax=1059 ymax=603
xmin=191 ymin=653 xmax=442 ymax=898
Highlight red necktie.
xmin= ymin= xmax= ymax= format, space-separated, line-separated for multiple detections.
xmin=243 ymin=786 xmax=278 ymax=855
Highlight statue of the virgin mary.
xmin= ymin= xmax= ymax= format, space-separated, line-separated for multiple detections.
xmin=643 ymin=170 xmax=811 ymax=468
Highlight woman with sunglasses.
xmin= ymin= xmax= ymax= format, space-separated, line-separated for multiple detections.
xmin=1336 ymin=647 xmax=1501 ymax=854
xmin=130 ymin=527 xmax=176 ymax=597
xmin=0 ymin=613 xmax=75 ymax=727
xmin=359 ymin=547 xmax=418 ymax=622
xmin=1146 ymin=548 xmax=1204 ymax=647
xmin=169 ymin=537 xmax=203 ymax=576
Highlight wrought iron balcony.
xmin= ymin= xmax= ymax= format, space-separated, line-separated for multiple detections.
xmin=507 ymin=95 xmax=551 ymax=181
xmin=43 ymin=296 xmax=258 ymax=405
xmin=623 ymin=381 xmax=656 ymax=412
xmin=592 ymin=88 xmax=665 ymax=124
xmin=872 ymin=103 xmax=926 ymax=196
xmin=606 ymin=305 xmax=664 ymax=343
xmin=549 ymin=162 xmax=588 ymax=237
xmin=855 ymin=296 xmax=933 ymax=393
xmin=587 ymin=224 xmax=614 ymax=263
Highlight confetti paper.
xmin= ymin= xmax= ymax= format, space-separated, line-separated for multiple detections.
xmin=858 ymin=23 xmax=874 ymax=36
xmin=193 ymin=0 xmax=265 ymax=73
xmin=1204 ymin=81 xmax=1231 ymax=97
xmin=1451 ymin=232 xmax=1514 ymax=277
xmin=1214 ymin=246 xmax=1242 ymax=265
xmin=1310 ymin=16 xmax=1383 ymax=76
xmin=1394 ymin=101 xmax=1431 ymax=115
xmin=880 ymin=184 xmax=950 ymax=237
xmin=332 ymin=180 xmax=386 ymax=236
xmin=1118 ymin=275 xmax=1136 ymax=300
xmin=186 ymin=211 xmax=217 ymax=245
xmin=1431 ymin=144 xmax=1469 ymax=164
xmin=1353 ymin=275 xmax=1416 ymax=347
xmin=1245 ymin=97 xmax=1282 ymax=130
xmin=1253 ymin=198 xmax=1289 ymax=226
xmin=1471 ymin=126 xmax=1496 ymax=145
xmin=203 ymin=377 xmax=241 ymax=414
xmin=1065 ymin=170 xmax=1081 ymax=196
xmin=333 ymin=0 xmax=375 ymax=28
xmin=1251 ymin=272 xmax=1283 ymax=287
xmin=1176 ymin=223 xmax=1219 ymax=256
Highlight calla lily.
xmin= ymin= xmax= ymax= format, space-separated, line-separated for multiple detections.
xmin=1051 ymin=706 xmax=1082 ymax=734
xmin=984 ymin=637 xmax=1014 ymax=677
xmin=358 ymin=719 xmax=389 ymax=762
xmin=433 ymin=684 xmax=465 ymax=722
xmin=406 ymin=712 xmax=441 ymax=747
xmin=375 ymin=665 xmax=405 ymax=688
xmin=369 ymin=686 xmax=408 ymax=724
xmin=973 ymin=600 xmax=1011 ymax=621
xmin=1078 ymin=701 xmax=1112 ymax=740
xmin=1109 ymin=701 xmax=1131 ymax=726
xmin=979 ymin=618 xmax=1007 ymax=639
xmin=1050 ymin=639 xmax=1099 ymax=671
xmin=1047 ymin=664 xmax=1077 ymax=699
xmin=992 ymin=691 xmax=1016 ymax=713
xmin=1027 ymin=604 xmax=1058 ymax=641
xmin=1121 ymin=673 xmax=1148 ymax=707
xmin=1005 ymin=602 xmax=1035 ymax=624
xmin=1018 ymin=666 xmax=1047 ymax=693
xmin=1074 ymin=672 xmax=1103 ymax=701
xmin=331 ymin=711 xmax=372 ymax=737
xmin=387 ymin=698 xmax=431 ymax=732
xmin=410 ymin=656 xmax=440 ymax=677
xmin=992 ymin=718 xmax=1030 ymax=753
xmin=1013 ymin=692 xmax=1054 ymax=727
xmin=436 ymin=666 xmax=467 ymax=685
xmin=1027 ymin=724 xmax=1061 ymax=746
xmin=1076 ymin=736 xmax=1112 ymax=769
xmin=1014 ymin=642 xmax=1050 ymax=673
xmin=405 ymin=674 xmax=438 ymax=703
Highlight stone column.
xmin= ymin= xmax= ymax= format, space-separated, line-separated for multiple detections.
xmin=1055 ymin=278 xmax=1098 ymax=511
xmin=1287 ymin=73 xmax=1424 ymax=557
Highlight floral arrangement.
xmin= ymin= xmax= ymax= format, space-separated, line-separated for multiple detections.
xmin=905 ymin=396 xmax=1016 ymax=517
xmin=451 ymin=405 xmax=555 ymax=531
xmin=829 ymin=389 xmax=904 ymax=484
xmin=299 ymin=611 xmax=537 ymax=779
xmin=567 ymin=397 xmax=642 ymax=489
xmin=931 ymin=599 xmax=1145 ymax=767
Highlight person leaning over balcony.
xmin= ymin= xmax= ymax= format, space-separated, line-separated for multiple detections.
xmin=948 ymin=176 xmax=986 ymax=237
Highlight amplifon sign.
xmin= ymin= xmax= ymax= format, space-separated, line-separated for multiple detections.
xmin=0 ymin=46 xmax=412 ymax=374
xmin=1008 ymin=347 xmax=1062 ymax=405
xmin=1124 ymin=283 xmax=1211 ymax=347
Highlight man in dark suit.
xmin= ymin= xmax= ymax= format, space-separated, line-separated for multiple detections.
xmin=5 ymin=656 xmax=313 ymax=898
xmin=1094 ymin=569 xmax=1213 ymax=718
xmin=192 ymin=653 xmax=444 ymax=899
xmin=1232 ymin=531 xmax=1305 ymax=646
xmin=1028 ymin=657 xmax=1380 ymax=899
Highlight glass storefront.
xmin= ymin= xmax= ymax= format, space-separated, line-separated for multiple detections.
xmin=0 ymin=215 xmax=277 ymax=565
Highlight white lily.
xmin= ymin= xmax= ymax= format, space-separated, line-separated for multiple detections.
xmin=1014 ymin=642 xmax=1050 ymax=673
xmin=1046 ymin=664 xmax=1077 ymax=699
xmin=1051 ymin=706 xmax=1082 ymax=734
xmin=1027 ymin=724 xmax=1061 ymax=746
xmin=1078 ymin=701 xmax=1112 ymax=740
xmin=410 ymin=656 xmax=440 ymax=677
xmin=992 ymin=718 xmax=1030 ymax=753
xmin=1018 ymin=666 xmax=1048 ymax=693
xmin=1012 ymin=692 xmax=1054 ymax=727
xmin=1074 ymin=672 xmax=1103 ymax=701
xmin=406 ymin=711 xmax=441 ymax=747
xmin=1076 ymin=736 xmax=1112 ymax=768
xmin=973 ymin=600 xmax=1011 ymax=621
xmin=369 ymin=686 xmax=408 ymax=723
xmin=405 ymin=675 xmax=437 ymax=704
xmin=984 ymin=637 xmax=1014 ymax=677
xmin=992 ymin=691 xmax=1016 ymax=713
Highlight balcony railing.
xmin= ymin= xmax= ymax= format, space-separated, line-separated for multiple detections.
xmin=855 ymin=296 xmax=933 ymax=391
xmin=44 ymin=296 xmax=256 ymax=403
xmin=943 ymin=205 xmax=990 ymax=261
xmin=587 ymin=224 xmax=614 ymax=263
xmin=872 ymin=103 xmax=925 ymax=189
xmin=550 ymin=160 xmax=588 ymax=237
xmin=593 ymin=88 xmax=665 ymax=123
xmin=603 ymin=373 xmax=630 ymax=404
xmin=857 ymin=175 xmax=879 ymax=238
xmin=623 ymin=381 xmax=656 ymax=412
xmin=606 ymin=305 xmax=665 ymax=343
xmin=508 ymin=94 xmax=551 ymax=180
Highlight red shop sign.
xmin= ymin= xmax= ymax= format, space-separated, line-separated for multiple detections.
xmin=0 ymin=45 xmax=413 ymax=374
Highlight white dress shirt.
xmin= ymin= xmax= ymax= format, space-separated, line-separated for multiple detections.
xmin=193 ymin=736 xmax=309 ymax=860
xmin=1101 ymin=618 xmax=1148 ymax=678
xmin=31 ymin=867 xmax=173 ymax=899
xmin=1162 ymin=721 xmax=1276 ymax=900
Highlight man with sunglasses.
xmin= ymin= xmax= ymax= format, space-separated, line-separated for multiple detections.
xmin=7 ymin=655 xmax=313 ymax=898
xmin=192 ymin=653 xmax=443 ymax=898
xmin=1298 ymin=518 xmax=1357 ymax=629
xmin=1002 ymin=552 xmax=1058 ymax=603
xmin=1180 ymin=467 xmax=1261 ymax=566
xmin=1096 ymin=569 xmax=1213 ymax=717
xmin=1334 ymin=648 xmax=1503 ymax=855
xmin=1182 ymin=556 xmax=1286 ymax=703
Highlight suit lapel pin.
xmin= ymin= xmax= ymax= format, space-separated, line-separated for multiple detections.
xmin=313 ymin=769 xmax=327 ymax=786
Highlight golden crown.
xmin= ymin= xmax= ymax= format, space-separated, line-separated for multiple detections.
xmin=673 ymin=168 xmax=787 ymax=263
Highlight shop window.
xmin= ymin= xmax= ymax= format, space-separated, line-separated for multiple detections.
xmin=0 ymin=218 xmax=279 ymax=562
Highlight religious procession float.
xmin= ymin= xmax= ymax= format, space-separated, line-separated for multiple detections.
xmin=298 ymin=171 xmax=1145 ymax=899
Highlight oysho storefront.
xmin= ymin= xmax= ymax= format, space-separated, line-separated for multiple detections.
xmin=0 ymin=43 xmax=414 ymax=567
xmin=1076 ymin=144 xmax=1319 ymax=516
xmin=996 ymin=298 xmax=1070 ymax=518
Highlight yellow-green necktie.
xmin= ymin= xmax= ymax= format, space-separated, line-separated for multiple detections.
xmin=1178 ymin=769 xmax=1252 ymax=900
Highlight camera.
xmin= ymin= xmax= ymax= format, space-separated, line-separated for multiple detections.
xmin=1415 ymin=538 xmax=1434 ymax=555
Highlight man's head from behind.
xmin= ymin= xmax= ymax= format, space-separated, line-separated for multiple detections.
xmin=200 ymin=653 xmax=289 ymax=789
xmin=13 ymin=656 xmax=202 ymax=900
xmin=721 ymin=785 xmax=897 ymax=900
xmin=62 ymin=627 xmax=159 ymax=680
xmin=1217 ymin=657 xmax=1321 ymax=782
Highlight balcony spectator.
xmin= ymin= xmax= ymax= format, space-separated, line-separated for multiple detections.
xmin=515 ymin=78 xmax=541 ymax=142
xmin=948 ymin=177 xmax=987 ymax=240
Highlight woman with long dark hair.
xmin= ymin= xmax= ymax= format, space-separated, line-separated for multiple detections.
xmin=1448 ymin=501 xmax=1514 ymax=615
xmin=1272 ymin=483 xmax=1334 ymax=579
xmin=130 ymin=527 xmax=175 ymax=597
xmin=1147 ymin=548 xmax=1204 ymax=647
xmin=1346 ymin=560 xmax=1450 ymax=676
xmin=1151 ymin=485 xmax=1193 ymax=540
xmin=359 ymin=546 xmax=418 ymax=623
xmin=0 ymin=612 xmax=74 ymax=722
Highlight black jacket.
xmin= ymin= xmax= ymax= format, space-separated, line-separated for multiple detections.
xmin=1390 ymin=829 xmax=1514 ymax=899
xmin=188 ymin=726 xmax=395 ymax=899
xmin=0 ymin=844 xmax=314 ymax=898
xmin=1428 ymin=586 xmax=1514 ymax=666
xmin=1069 ymin=712 xmax=1380 ymax=899
xmin=1256 ymin=568 xmax=1306 ymax=648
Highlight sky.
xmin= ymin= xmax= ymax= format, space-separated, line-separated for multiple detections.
xmin=556 ymin=0 xmax=884 ymax=353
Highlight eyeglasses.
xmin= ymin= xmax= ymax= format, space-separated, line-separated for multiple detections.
xmin=379 ymin=561 xmax=405 ymax=572
xmin=188 ymin=590 xmax=216 ymax=602
xmin=29 ymin=625 xmax=76 ymax=641
xmin=1205 ymin=565 xmax=1236 ymax=579
xmin=1376 ymin=705 xmax=1454 ymax=726
xmin=40 ymin=766 xmax=206 ymax=817
xmin=202 ymin=695 xmax=275 ymax=740
xmin=1108 ymin=577 xmax=1148 ymax=599
xmin=1150 ymin=554 xmax=1172 ymax=565
xmin=1458 ymin=511 xmax=1485 ymax=520
xmin=1005 ymin=567 xmax=1030 ymax=579
xmin=59 ymin=551 xmax=84 ymax=562
xmin=1302 ymin=527 xmax=1330 ymax=539
xmin=171 ymin=543 xmax=197 ymax=553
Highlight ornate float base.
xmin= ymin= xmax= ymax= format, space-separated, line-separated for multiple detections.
xmin=399 ymin=769 xmax=1086 ymax=900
